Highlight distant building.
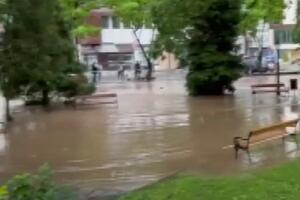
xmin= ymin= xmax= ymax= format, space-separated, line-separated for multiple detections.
xmin=238 ymin=0 xmax=299 ymax=63
xmin=78 ymin=8 xmax=178 ymax=71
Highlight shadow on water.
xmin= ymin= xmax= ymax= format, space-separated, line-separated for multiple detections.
xmin=1 ymin=77 xmax=300 ymax=197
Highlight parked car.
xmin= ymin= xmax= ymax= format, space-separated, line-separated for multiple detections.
xmin=264 ymin=55 xmax=277 ymax=72
xmin=242 ymin=56 xmax=268 ymax=75
xmin=242 ymin=56 xmax=277 ymax=75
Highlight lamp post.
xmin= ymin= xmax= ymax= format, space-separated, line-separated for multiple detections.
xmin=275 ymin=38 xmax=281 ymax=96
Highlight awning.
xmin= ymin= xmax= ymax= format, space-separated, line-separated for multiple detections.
xmin=99 ymin=43 xmax=134 ymax=53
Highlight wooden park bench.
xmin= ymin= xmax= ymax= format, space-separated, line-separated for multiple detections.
xmin=251 ymin=83 xmax=289 ymax=94
xmin=74 ymin=93 xmax=118 ymax=107
xmin=233 ymin=118 xmax=300 ymax=159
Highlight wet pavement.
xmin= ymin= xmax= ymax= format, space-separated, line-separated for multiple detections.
xmin=1 ymin=71 xmax=300 ymax=197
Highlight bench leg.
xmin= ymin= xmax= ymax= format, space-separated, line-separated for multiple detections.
xmin=290 ymin=134 xmax=299 ymax=149
xmin=282 ymin=136 xmax=286 ymax=144
xmin=246 ymin=149 xmax=252 ymax=164
xmin=234 ymin=146 xmax=239 ymax=160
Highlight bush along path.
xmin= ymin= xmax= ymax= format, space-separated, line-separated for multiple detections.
xmin=118 ymin=159 xmax=300 ymax=200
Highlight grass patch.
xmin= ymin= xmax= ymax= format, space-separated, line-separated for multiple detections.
xmin=118 ymin=160 xmax=300 ymax=200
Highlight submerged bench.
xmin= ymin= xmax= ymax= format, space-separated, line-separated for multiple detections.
xmin=74 ymin=93 xmax=118 ymax=106
xmin=251 ymin=83 xmax=289 ymax=94
xmin=233 ymin=118 xmax=300 ymax=159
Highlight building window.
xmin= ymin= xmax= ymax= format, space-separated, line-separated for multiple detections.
xmin=123 ymin=21 xmax=132 ymax=29
xmin=275 ymin=29 xmax=294 ymax=44
xmin=112 ymin=16 xmax=120 ymax=29
xmin=101 ymin=16 xmax=110 ymax=28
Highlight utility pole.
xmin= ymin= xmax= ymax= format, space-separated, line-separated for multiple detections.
xmin=276 ymin=44 xmax=281 ymax=96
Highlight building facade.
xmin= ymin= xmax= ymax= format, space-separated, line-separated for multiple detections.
xmin=78 ymin=8 xmax=178 ymax=71
xmin=238 ymin=0 xmax=299 ymax=63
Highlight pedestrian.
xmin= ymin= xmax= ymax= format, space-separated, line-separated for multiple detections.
xmin=118 ymin=65 xmax=125 ymax=80
xmin=91 ymin=62 xmax=99 ymax=84
xmin=98 ymin=63 xmax=103 ymax=81
xmin=134 ymin=62 xmax=141 ymax=80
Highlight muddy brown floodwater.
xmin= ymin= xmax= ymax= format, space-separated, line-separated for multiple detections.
xmin=1 ymin=72 xmax=300 ymax=197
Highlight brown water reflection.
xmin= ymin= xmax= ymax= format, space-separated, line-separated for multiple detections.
xmin=1 ymin=75 xmax=300 ymax=195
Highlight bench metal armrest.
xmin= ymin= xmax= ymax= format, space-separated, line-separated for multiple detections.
xmin=233 ymin=137 xmax=250 ymax=150
xmin=234 ymin=137 xmax=249 ymax=141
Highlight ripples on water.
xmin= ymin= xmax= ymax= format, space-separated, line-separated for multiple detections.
xmin=1 ymin=78 xmax=300 ymax=195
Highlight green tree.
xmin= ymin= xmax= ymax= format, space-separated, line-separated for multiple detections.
xmin=58 ymin=0 xmax=103 ymax=36
xmin=152 ymin=0 xmax=243 ymax=95
xmin=58 ymin=0 xmax=103 ymax=62
xmin=240 ymin=0 xmax=285 ymax=33
xmin=186 ymin=0 xmax=243 ymax=95
xmin=240 ymin=0 xmax=285 ymax=59
xmin=105 ymin=0 xmax=156 ymax=80
xmin=152 ymin=0 xmax=286 ymax=95
xmin=0 ymin=0 xmax=84 ymax=114
xmin=293 ymin=1 xmax=300 ymax=43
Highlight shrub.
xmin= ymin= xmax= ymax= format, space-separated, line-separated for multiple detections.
xmin=58 ymin=74 xmax=96 ymax=98
xmin=186 ymin=0 xmax=243 ymax=95
xmin=0 ymin=165 xmax=77 ymax=200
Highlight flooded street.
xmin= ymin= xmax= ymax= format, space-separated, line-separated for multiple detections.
xmin=1 ymin=71 xmax=300 ymax=196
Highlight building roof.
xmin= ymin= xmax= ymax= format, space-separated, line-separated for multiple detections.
xmin=79 ymin=37 xmax=101 ymax=45
xmin=270 ymin=24 xmax=295 ymax=30
xmin=92 ymin=8 xmax=114 ymax=16
xmin=116 ymin=44 xmax=134 ymax=53
xmin=78 ymin=10 xmax=102 ymax=45
xmin=86 ymin=10 xmax=102 ymax=26
xmin=98 ymin=43 xmax=134 ymax=53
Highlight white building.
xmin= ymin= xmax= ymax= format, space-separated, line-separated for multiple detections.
xmin=79 ymin=8 xmax=178 ymax=71
xmin=239 ymin=0 xmax=299 ymax=62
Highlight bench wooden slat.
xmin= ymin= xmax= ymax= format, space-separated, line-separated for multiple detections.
xmin=79 ymin=100 xmax=118 ymax=106
xmin=74 ymin=93 xmax=118 ymax=107
xmin=251 ymin=119 xmax=298 ymax=135
xmin=251 ymin=83 xmax=289 ymax=95
xmin=77 ymin=93 xmax=117 ymax=100
xmin=233 ymin=118 xmax=300 ymax=158
xmin=253 ymin=89 xmax=289 ymax=94
xmin=251 ymin=83 xmax=285 ymax=88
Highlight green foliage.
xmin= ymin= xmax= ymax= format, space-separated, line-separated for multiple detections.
xmin=0 ymin=186 xmax=8 ymax=200
xmin=58 ymin=74 xmax=96 ymax=98
xmin=105 ymin=0 xmax=154 ymax=29
xmin=0 ymin=0 xmax=90 ymax=106
xmin=104 ymin=0 xmax=156 ymax=80
xmin=152 ymin=0 xmax=285 ymax=58
xmin=119 ymin=159 xmax=300 ymax=200
xmin=0 ymin=165 xmax=77 ymax=200
xmin=293 ymin=1 xmax=300 ymax=44
xmin=187 ymin=0 xmax=243 ymax=95
xmin=186 ymin=0 xmax=243 ymax=95
xmin=240 ymin=0 xmax=285 ymax=33
xmin=58 ymin=0 xmax=103 ymax=37
xmin=153 ymin=0 xmax=277 ymax=95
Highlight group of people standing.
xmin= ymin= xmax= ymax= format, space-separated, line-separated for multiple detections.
xmin=90 ymin=61 xmax=145 ymax=84
xmin=117 ymin=62 xmax=143 ymax=81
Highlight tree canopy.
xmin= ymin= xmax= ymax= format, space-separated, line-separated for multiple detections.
xmin=0 ymin=0 xmax=91 ymax=115
xmin=240 ymin=0 xmax=285 ymax=33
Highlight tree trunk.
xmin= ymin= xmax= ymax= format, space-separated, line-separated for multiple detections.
xmin=132 ymin=30 xmax=153 ymax=81
xmin=5 ymin=97 xmax=12 ymax=122
xmin=74 ymin=37 xmax=80 ymax=62
xmin=244 ymin=34 xmax=249 ymax=56
xmin=258 ymin=20 xmax=266 ymax=68
xmin=42 ymin=89 xmax=50 ymax=106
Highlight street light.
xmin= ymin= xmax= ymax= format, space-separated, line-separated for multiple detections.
xmin=275 ymin=37 xmax=281 ymax=96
